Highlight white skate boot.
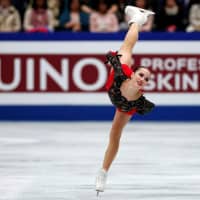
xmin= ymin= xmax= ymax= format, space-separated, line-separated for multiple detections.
xmin=95 ymin=168 xmax=107 ymax=196
xmin=125 ymin=5 xmax=155 ymax=26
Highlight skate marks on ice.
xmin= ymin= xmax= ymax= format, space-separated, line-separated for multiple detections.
xmin=0 ymin=122 xmax=200 ymax=200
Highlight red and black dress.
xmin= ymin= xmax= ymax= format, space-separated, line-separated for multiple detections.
xmin=105 ymin=51 xmax=155 ymax=116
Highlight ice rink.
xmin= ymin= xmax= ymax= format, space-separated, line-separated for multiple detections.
xmin=0 ymin=122 xmax=200 ymax=200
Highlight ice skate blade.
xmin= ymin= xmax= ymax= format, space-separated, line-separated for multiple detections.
xmin=96 ymin=190 xmax=103 ymax=197
xmin=138 ymin=7 xmax=155 ymax=15
xmin=125 ymin=6 xmax=155 ymax=16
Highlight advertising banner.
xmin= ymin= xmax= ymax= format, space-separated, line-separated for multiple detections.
xmin=1 ymin=54 xmax=200 ymax=93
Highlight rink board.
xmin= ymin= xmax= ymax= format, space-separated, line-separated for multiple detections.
xmin=0 ymin=32 xmax=200 ymax=121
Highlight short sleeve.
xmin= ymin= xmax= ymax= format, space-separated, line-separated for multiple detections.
xmin=121 ymin=64 xmax=133 ymax=78
xmin=105 ymin=64 xmax=133 ymax=90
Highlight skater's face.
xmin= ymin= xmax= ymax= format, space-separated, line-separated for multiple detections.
xmin=132 ymin=67 xmax=151 ymax=88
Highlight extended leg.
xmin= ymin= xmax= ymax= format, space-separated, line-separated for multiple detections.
xmin=95 ymin=110 xmax=131 ymax=195
xmin=102 ymin=110 xmax=132 ymax=171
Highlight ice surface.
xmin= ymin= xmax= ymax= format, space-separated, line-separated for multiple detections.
xmin=0 ymin=122 xmax=200 ymax=200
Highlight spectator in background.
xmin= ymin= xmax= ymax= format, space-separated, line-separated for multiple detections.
xmin=155 ymin=0 xmax=185 ymax=32
xmin=11 ymin=0 xmax=29 ymax=22
xmin=48 ymin=0 xmax=62 ymax=30
xmin=186 ymin=0 xmax=200 ymax=32
xmin=0 ymin=0 xmax=21 ymax=32
xmin=148 ymin=0 xmax=161 ymax=14
xmin=59 ymin=0 xmax=89 ymax=31
xmin=115 ymin=0 xmax=130 ymax=30
xmin=187 ymin=0 xmax=199 ymax=9
xmin=80 ymin=0 xmax=96 ymax=14
xmin=80 ymin=0 xmax=118 ymax=15
xmin=105 ymin=0 xmax=119 ymax=14
xmin=23 ymin=0 xmax=54 ymax=32
xmin=80 ymin=0 xmax=119 ymax=31
xmin=133 ymin=0 xmax=154 ymax=31
xmin=89 ymin=0 xmax=119 ymax=32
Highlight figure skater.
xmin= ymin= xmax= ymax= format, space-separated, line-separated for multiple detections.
xmin=95 ymin=5 xmax=155 ymax=195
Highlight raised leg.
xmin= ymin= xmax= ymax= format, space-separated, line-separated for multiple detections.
xmin=118 ymin=6 xmax=155 ymax=66
xmin=118 ymin=23 xmax=140 ymax=67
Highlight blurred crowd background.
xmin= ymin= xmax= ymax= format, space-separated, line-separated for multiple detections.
xmin=0 ymin=0 xmax=200 ymax=33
